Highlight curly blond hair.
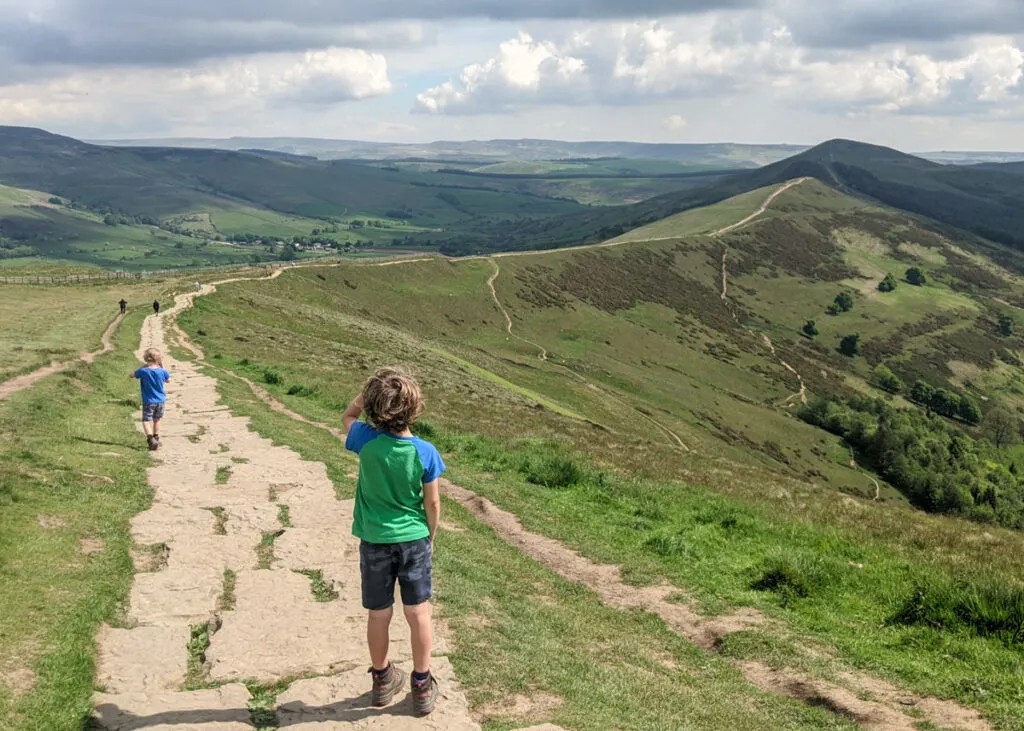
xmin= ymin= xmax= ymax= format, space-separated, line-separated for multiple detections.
xmin=143 ymin=348 xmax=162 ymax=364
xmin=362 ymin=367 xmax=424 ymax=434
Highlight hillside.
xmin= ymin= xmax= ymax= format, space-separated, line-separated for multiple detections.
xmin=462 ymin=139 xmax=1024 ymax=257
xmin=167 ymin=181 xmax=1024 ymax=727
xmin=6 ymin=181 xmax=1024 ymax=729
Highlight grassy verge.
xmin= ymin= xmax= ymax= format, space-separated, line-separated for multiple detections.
xmin=0 ymin=310 xmax=152 ymax=729
xmin=202 ymin=361 xmax=851 ymax=730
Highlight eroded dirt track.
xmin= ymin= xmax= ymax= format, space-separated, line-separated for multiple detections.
xmin=0 ymin=312 xmax=123 ymax=401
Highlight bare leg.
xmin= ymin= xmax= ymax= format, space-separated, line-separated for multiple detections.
xmin=152 ymin=418 xmax=161 ymax=438
xmin=142 ymin=421 xmax=154 ymax=437
xmin=367 ymin=607 xmax=393 ymax=670
xmin=404 ymin=602 xmax=432 ymax=674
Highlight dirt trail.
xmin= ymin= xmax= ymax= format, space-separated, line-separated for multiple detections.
xmin=93 ymin=268 xmax=480 ymax=730
xmin=487 ymin=262 xmax=549 ymax=360
xmin=0 ymin=312 xmax=124 ymax=401
xmin=442 ymin=484 xmax=991 ymax=731
xmin=714 ymin=180 xmax=809 ymax=407
xmin=486 ymin=261 xmax=687 ymax=451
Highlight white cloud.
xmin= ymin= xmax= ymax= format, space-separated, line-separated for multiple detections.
xmin=662 ymin=114 xmax=687 ymax=131
xmin=271 ymin=48 xmax=392 ymax=103
xmin=415 ymin=20 xmax=1024 ymax=119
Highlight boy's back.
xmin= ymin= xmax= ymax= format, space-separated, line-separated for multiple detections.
xmin=134 ymin=364 xmax=170 ymax=404
xmin=346 ymin=421 xmax=444 ymax=543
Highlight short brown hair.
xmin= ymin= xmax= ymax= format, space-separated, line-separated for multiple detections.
xmin=143 ymin=348 xmax=162 ymax=364
xmin=362 ymin=367 xmax=424 ymax=434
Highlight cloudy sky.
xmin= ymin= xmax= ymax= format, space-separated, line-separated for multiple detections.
xmin=1 ymin=0 xmax=1022 ymax=149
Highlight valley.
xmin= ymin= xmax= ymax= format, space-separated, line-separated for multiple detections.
xmin=4 ymin=129 xmax=1024 ymax=730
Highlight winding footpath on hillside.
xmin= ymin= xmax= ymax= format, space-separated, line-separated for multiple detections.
xmin=713 ymin=179 xmax=809 ymax=406
xmin=92 ymin=271 xmax=481 ymax=730
xmin=0 ymin=312 xmax=123 ymax=401
xmin=485 ymin=261 xmax=688 ymax=451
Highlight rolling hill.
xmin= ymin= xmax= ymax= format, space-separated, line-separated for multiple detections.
xmin=459 ymin=139 xmax=1024 ymax=257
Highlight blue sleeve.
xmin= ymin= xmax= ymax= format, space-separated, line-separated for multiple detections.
xmin=345 ymin=421 xmax=380 ymax=454
xmin=162 ymin=368 xmax=171 ymax=382
xmin=133 ymin=368 xmax=143 ymax=379
xmin=415 ymin=441 xmax=446 ymax=483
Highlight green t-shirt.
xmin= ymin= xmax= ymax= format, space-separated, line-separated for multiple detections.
xmin=345 ymin=421 xmax=446 ymax=544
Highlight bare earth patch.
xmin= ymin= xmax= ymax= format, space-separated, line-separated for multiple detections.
xmin=480 ymin=692 xmax=564 ymax=723
xmin=1 ymin=665 xmax=37 ymax=698
xmin=79 ymin=538 xmax=105 ymax=556
xmin=37 ymin=514 xmax=67 ymax=529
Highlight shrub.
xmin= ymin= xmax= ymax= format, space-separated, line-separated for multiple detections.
xmin=263 ymin=369 xmax=283 ymax=385
xmin=872 ymin=364 xmax=904 ymax=394
xmin=891 ymin=580 xmax=1024 ymax=645
xmin=878 ymin=273 xmax=898 ymax=292
xmin=238 ymin=358 xmax=250 ymax=367
xmin=833 ymin=291 xmax=855 ymax=312
xmin=802 ymin=320 xmax=819 ymax=338
xmin=839 ymin=334 xmax=861 ymax=357
xmin=750 ymin=554 xmax=842 ymax=607
xmin=999 ymin=314 xmax=1015 ymax=337
xmin=644 ymin=533 xmax=692 ymax=557
xmin=906 ymin=267 xmax=927 ymax=286
xmin=520 ymin=454 xmax=584 ymax=489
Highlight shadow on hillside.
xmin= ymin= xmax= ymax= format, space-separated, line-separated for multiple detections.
xmin=92 ymin=689 xmax=422 ymax=728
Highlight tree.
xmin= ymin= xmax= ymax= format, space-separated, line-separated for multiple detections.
xmin=839 ymin=334 xmax=861 ymax=357
xmin=958 ymin=397 xmax=982 ymax=426
xmin=872 ymin=364 xmax=904 ymax=394
xmin=878 ymin=273 xmax=898 ymax=292
xmin=280 ymin=243 xmax=297 ymax=261
xmin=906 ymin=267 xmax=927 ymax=286
xmin=833 ymin=291 xmax=855 ymax=312
xmin=803 ymin=320 xmax=819 ymax=338
xmin=983 ymin=407 xmax=1020 ymax=448
xmin=103 ymin=213 xmax=119 ymax=226
xmin=911 ymin=381 xmax=936 ymax=406
xmin=998 ymin=314 xmax=1015 ymax=337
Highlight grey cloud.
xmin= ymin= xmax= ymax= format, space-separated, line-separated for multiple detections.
xmin=778 ymin=0 xmax=1024 ymax=48
xmin=0 ymin=0 xmax=759 ymax=70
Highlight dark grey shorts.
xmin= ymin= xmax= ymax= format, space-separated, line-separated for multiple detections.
xmin=142 ymin=402 xmax=165 ymax=422
xmin=359 ymin=538 xmax=432 ymax=610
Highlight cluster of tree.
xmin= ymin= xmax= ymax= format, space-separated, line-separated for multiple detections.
xmin=800 ymin=396 xmax=1024 ymax=528
xmin=908 ymin=381 xmax=982 ymax=425
xmin=103 ymin=213 xmax=159 ymax=227
xmin=827 ymin=291 xmax=855 ymax=315
xmin=347 ymin=220 xmax=388 ymax=230
xmin=878 ymin=273 xmax=898 ymax=292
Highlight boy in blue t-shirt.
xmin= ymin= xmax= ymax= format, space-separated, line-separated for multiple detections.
xmin=130 ymin=348 xmax=171 ymax=451
xmin=342 ymin=367 xmax=444 ymax=715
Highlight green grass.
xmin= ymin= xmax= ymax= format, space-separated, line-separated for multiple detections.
xmin=0 ymin=279 xmax=167 ymax=379
xmin=295 ymin=570 xmax=339 ymax=603
xmin=0 ymin=309 xmax=153 ymax=729
xmin=215 ymin=465 xmax=231 ymax=484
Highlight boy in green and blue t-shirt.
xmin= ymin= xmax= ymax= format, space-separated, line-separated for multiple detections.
xmin=342 ymin=367 xmax=444 ymax=715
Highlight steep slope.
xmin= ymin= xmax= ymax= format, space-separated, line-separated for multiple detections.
xmin=462 ymin=139 xmax=1024 ymax=256
xmin=0 ymin=126 xmax=586 ymax=223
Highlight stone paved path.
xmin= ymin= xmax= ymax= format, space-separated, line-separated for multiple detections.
xmin=93 ymin=287 xmax=480 ymax=730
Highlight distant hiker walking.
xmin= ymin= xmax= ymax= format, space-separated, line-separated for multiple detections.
xmin=342 ymin=367 xmax=443 ymax=715
xmin=119 ymin=298 xmax=127 ymax=314
xmin=130 ymin=348 xmax=171 ymax=451
xmin=153 ymin=300 xmax=160 ymax=314
xmin=194 ymin=281 xmax=201 ymax=292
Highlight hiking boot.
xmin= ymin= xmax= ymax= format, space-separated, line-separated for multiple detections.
xmin=147 ymin=435 xmax=157 ymax=451
xmin=369 ymin=664 xmax=406 ymax=707
xmin=154 ymin=435 xmax=162 ymax=450
xmin=411 ymin=672 xmax=438 ymax=716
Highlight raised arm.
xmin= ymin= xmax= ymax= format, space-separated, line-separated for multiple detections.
xmin=342 ymin=392 xmax=364 ymax=433
xmin=422 ymin=479 xmax=441 ymax=546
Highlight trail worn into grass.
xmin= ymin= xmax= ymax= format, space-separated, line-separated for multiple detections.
xmin=714 ymin=180 xmax=810 ymax=407
xmin=0 ymin=312 xmax=123 ymax=401
xmin=485 ymin=261 xmax=688 ymax=452
xmin=93 ymin=273 xmax=479 ymax=730
xmin=442 ymin=482 xmax=992 ymax=731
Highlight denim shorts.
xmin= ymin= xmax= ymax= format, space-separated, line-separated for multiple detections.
xmin=359 ymin=538 xmax=432 ymax=610
xmin=142 ymin=402 xmax=165 ymax=422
